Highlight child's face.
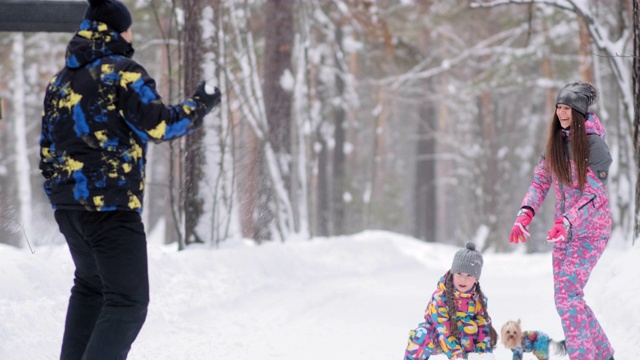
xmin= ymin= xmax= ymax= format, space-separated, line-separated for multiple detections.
xmin=452 ymin=272 xmax=477 ymax=292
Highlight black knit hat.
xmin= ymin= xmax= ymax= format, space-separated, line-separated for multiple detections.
xmin=84 ymin=0 xmax=132 ymax=33
xmin=556 ymin=81 xmax=599 ymax=116
xmin=450 ymin=242 xmax=484 ymax=279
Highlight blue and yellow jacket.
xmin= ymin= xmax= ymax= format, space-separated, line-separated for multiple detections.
xmin=40 ymin=20 xmax=210 ymax=213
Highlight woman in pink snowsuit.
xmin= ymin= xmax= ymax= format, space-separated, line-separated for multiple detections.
xmin=509 ymin=82 xmax=614 ymax=360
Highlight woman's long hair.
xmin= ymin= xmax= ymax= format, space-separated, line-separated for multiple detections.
xmin=444 ymin=273 xmax=498 ymax=348
xmin=545 ymin=109 xmax=590 ymax=190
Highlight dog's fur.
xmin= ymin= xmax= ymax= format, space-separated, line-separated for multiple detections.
xmin=501 ymin=319 xmax=566 ymax=360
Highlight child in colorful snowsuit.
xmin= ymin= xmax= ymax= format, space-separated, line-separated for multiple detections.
xmin=509 ymin=82 xmax=614 ymax=360
xmin=404 ymin=242 xmax=496 ymax=360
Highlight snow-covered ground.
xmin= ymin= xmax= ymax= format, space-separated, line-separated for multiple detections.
xmin=1 ymin=229 xmax=637 ymax=359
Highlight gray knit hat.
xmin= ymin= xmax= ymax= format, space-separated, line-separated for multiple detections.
xmin=450 ymin=242 xmax=483 ymax=279
xmin=556 ymin=81 xmax=598 ymax=116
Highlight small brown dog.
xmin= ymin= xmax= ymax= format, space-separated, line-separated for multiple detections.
xmin=501 ymin=319 xmax=566 ymax=359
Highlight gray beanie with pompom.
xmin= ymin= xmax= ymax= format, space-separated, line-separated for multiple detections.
xmin=450 ymin=242 xmax=484 ymax=279
xmin=556 ymin=81 xmax=598 ymax=116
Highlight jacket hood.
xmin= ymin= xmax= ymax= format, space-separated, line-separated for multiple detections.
xmin=65 ymin=20 xmax=134 ymax=69
xmin=584 ymin=112 xmax=606 ymax=138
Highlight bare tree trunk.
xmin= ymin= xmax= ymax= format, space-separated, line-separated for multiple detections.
xmin=365 ymin=87 xmax=388 ymax=229
xmin=415 ymin=94 xmax=437 ymax=242
xmin=264 ymin=0 xmax=294 ymax=158
xmin=258 ymin=0 xmax=294 ymax=241
xmin=478 ymin=91 xmax=499 ymax=250
xmin=254 ymin=146 xmax=273 ymax=242
xmin=241 ymin=127 xmax=261 ymax=242
xmin=436 ymin=77 xmax=451 ymax=244
xmin=332 ymin=25 xmax=347 ymax=236
xmin=414 ymin=8 xmax=437 ymax=242
xmin=633 ymin=0 xmax=640 ymax=245
xmin=308 ymin=20 xmax=329 ymax=237
xmin=183 ymin=0 xmax=205 ymax=245
xmin=577 ymin=17 xmax=593 ymax=82
xmin=316 ymin=126 xmax=330 ymax=236
xmin=541 ymin=16 xmax=555 ymax=115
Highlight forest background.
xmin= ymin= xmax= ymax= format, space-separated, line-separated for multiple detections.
xmin=0 ymin=0 xmax=637 ymax=252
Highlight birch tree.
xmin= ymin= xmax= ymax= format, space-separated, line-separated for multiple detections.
xmin=12 ymin=33 xmax=32 ymax=249
xmin=0 ymin=34 xmax=32 ymax=248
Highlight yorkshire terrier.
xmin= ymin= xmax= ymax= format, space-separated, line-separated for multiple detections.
xmin=501 ymin=319 xmax=566 ymax=360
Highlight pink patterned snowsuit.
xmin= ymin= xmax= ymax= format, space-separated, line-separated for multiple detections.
xmin=520 ymin=113 xmax=614 ymax=360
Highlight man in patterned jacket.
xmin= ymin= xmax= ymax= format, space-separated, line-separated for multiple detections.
xmin=39 ymin=1 xmax=221 ymax=359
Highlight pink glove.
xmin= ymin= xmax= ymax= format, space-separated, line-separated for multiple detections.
xmin=509 ymin=208 xmax=533 ymax=244
xmin=547 ymin=217 xmax=570 ymax=242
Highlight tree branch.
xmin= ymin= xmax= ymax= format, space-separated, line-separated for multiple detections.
xmin=470 ymin=0 xmax=573 ymax=12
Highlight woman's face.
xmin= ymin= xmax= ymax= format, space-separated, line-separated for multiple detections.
xmin=556 ymin=104 xmax=573 ymax=129
xmin=452 ymin=272 xmax=477 ymax=292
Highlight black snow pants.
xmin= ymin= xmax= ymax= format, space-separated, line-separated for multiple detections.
xmin=55 ymin=209 xmax=149 ymax=360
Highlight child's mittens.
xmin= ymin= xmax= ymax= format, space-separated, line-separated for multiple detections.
xmin=509 ymin=208 xmax=533 ymax=244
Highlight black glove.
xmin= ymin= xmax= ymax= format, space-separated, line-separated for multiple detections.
xmin=194 ymin=81 xmax=221 ymax=111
